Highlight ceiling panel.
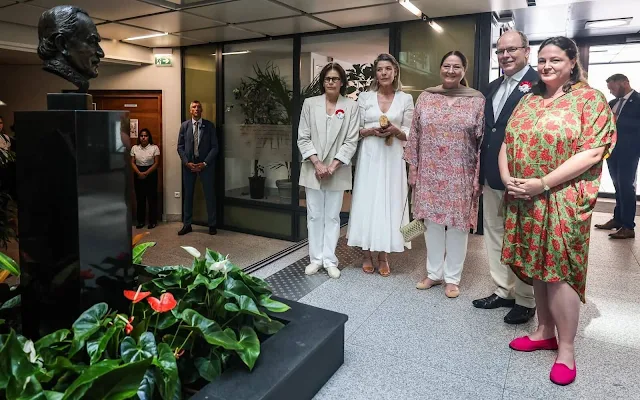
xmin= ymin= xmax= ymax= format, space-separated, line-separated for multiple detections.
xmin=29 ymin=0 xmax=169 ymax=21
xmin=238 ymin=15 xmax=333 ymax=36
xmin=274 ymin=0 xmax=394 ymax=14
xmin=0 ymin=3 xmax=48 ymax=27
xmin=412 ymin=0 xmax=527 ymax=18
xmin=124 ymin=10 xmax=224 ymax=33
xmin=124 ymin=33 xmax=204 ymax=47
xmin=97 ymin=23 xmax=163 ymax=41
xmin=316 ymin=3 xmax=418 ymax=28
xmin=179 ymin=25 xmax=264 ymax=42
xmin=186 ymin=0 xmax=299 ymax=24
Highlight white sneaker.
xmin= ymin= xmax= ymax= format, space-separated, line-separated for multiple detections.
xmin=305 ymin=262 xmax=322 ymax=275
xmin=326 ymin=266 xmax=341 ymax=279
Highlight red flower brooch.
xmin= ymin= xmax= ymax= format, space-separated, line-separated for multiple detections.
xmin=335 ymin=109 xmax=345 ymax=120
xmin=519 ymin=81 xmax=532 ymax=93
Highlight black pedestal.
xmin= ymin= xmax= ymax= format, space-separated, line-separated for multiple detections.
xmin=192 ymin=298 xmax=348 ymax=400
xmin=15 ymin=105 xmax=132 ymax=338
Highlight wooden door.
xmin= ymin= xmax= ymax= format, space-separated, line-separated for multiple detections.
xmin=90 ymin=91 xmax=163 ymax=223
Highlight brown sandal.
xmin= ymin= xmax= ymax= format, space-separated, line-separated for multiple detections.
xmin=378 ymin=256 xmax=391 ymax=277
xmin=362 ymin=252 xmax=375 ymax=274
xmin=416 ymin=278 xmax=442 ymax=290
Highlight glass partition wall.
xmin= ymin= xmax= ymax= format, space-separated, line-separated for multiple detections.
xmin=182 ymin=15 xmax=489 ymax=241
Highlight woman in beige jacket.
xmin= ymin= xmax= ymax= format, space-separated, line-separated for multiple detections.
xmin=298 ymin=63 xmax=360 ymax=279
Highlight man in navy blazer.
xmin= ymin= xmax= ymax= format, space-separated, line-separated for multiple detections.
xmin=595 ymin=74 xmax=640 ymax=239
xmin=473 ymin=31 xmax=539 ymax=324
xmin=177 ymin=100 xmax=218 ymax=235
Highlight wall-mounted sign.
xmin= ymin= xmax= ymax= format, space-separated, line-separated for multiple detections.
xmin=124 ymin=104 xmax=137 ymax=108
xmin=155 ymin=55 xmax=172 ymax=67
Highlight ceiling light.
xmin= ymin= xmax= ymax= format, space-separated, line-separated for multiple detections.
xmin=585 ymin=18 xmax=632 ymax=29
xmin=125 ymin=32 xmax=168 ymax=41
xmin=429 ymin=20 xmax=444 ymax=33
xmin=0 ymin=100 xmax=6 ymax=106
xmin=221 ymin=50 xmax=251 ymax=55
xmin=398 ymin=0 xmax=422 ymax=18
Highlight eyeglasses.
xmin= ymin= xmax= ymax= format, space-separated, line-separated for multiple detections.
xmin=441 ymin=64 xmax=463 ymax=72
xmin=495 ymin=46 xmax=525 ymax=55
xmin=323 ymin=77 xmax=341 ymax=83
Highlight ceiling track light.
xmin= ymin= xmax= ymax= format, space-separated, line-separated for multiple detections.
xmin=125 ymin=32 xmax=168 ymax=41
xmin=398 ymin=0 xmax=422 ymax=18
xmin=585 ymin=18 xmax=632 ymax=29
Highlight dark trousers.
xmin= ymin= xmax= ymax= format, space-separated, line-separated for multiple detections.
xmin=134 ymin=165 xmax=158 ymax=225
xmin=608 ymin=148 xmax=640 ymax=229
xmin=182 ymin=159 xmax=216 ymax=227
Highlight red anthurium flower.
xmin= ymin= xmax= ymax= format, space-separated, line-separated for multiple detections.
xmin=125 ymin=322 xmax=134 ymax=335
xmin=124 ymin=286 xmax=151 ymax=303
xmin=147 ymin=292 xmax=177 ymax=313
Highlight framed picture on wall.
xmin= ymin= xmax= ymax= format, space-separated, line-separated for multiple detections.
xmin=130 ymin=119 xmax=139 ymax=138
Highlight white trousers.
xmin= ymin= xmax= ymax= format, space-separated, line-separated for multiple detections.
xmin=425 ymin=220 xmax=468 ymax=285
xmin=306 ymin=188 xmax=344 ymax=269
xmin=483 ymin=183 xmax=535 ymax=308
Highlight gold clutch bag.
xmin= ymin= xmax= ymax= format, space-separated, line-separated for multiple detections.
xmin=400 ymin=190 xmax=425 ymax=242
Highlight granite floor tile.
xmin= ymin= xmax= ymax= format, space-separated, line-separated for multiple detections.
xmin=313 ymin=343 xmax=505 ymax=400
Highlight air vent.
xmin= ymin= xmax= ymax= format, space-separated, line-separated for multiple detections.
xmin=527 ymin=0 xmax=536 ymax=6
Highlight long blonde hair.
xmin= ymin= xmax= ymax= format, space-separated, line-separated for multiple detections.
xmin=369 ymin=53 xmax=402 ymax=92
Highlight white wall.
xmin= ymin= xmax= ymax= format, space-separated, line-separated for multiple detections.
xmin=0 ymin=57 xmax=183 ymax=219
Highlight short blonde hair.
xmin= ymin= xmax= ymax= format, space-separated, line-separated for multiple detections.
xmin=369 ymin=53 xmax=402 ymax=92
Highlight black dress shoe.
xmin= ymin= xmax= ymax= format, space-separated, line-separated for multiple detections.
xmin=135 ymin=224 xmax=144 ymax=229
xmin=178 ymin=225 xmax=192 ymax=236
xmin=504 ymin=305 xmax=536 ymax=324
xmin=609 ymin=227 xmax=635 ymax=239
xmin=595 ymin=219 xmax=622 ymax=230
xmin=472 ymin=294 xmax=515 ymax=309
xmin=209 ymin=227 xmax=217 ymax=235
xmin=148 ymin=223 xmax=157 ymax=229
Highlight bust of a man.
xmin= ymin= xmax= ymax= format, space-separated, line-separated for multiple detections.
xmin=37 ymin=6 xmax=105 ymax=93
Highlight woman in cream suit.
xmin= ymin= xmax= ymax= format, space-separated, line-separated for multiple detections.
xmin=298 ymin=63 xmax=360 ymax=279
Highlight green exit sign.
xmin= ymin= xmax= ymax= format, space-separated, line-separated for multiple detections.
xmin=155 ymin=55 xmax=172 ymax=67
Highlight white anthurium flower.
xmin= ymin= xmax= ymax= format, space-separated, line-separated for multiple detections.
xmin=23 ymin=340 xmax=42 ymax=366
xmin=209 ymin=258 xmax=228 ymax=272
xmin=181 ymin=246 xmax=201 ymax=259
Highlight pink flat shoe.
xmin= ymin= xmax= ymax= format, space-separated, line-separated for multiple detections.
xmin=550 ymin=361 xmax=576 ymax=386
xmin=509 ymin=336 xmax=558 ymax=352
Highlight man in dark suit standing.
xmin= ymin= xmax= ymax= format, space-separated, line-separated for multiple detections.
xmin=595 ymin=74 xmax=640 ymax=239
xmin=177 ymin=100 xmax=218 ymax=235
xmin=472 ymin=31 xmax=539 ymax=324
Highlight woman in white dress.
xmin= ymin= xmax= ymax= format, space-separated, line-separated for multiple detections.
xmin=347 ymin=53 xmax=414 ymax=276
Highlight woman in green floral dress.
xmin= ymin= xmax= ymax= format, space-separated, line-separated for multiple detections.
xmin=498 ymin=37 xmax=616 ymax=386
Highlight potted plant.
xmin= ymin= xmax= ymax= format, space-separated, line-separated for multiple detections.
xmin=345 ymin=63 xmax=374 ymax=98
xmin=249 ymin=163 xmax=266 ymax=199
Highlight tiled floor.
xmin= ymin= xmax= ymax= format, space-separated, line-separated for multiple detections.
xmin=254 ymin=212 xmax=640 ymax=400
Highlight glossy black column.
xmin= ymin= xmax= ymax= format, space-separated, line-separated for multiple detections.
xmin=15 ymin=98 xmax=132 ymax=338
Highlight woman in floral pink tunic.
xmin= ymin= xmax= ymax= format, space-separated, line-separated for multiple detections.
xmin=404 ymin=51 xmax=485 ymax=298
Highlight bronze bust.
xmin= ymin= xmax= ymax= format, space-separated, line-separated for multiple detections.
xmin=37 ymin=6 xmax=105 ymax=93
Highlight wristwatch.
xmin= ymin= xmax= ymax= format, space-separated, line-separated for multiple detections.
xmin=541 ymin=177 xmax=550 ymax=192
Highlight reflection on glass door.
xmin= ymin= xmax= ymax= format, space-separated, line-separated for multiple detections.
xmin=587 ymin=43 xmax=640 ymax=195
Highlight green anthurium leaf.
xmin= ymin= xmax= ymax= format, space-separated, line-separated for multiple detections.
xmin=253 ymin=318 xmax=285 ymax=335
xmin=136 ymin=368 xmax=156 ymax=400
xmin=238 ymin=295 xmax=269 ymax=319
xmin=258 ymin=295 xmax=291 ymax=313
xmin=236 ymin=326 xmax=260 ymax=370
xmin=51 ymin=371 xmax=76 ymax=393
xmin=223 ymin=328 xmax=237 ymax=341
xmin=44 ymin=391 xmax=64 ymax=400
xmin=223 ymin=276 xmax=257 ymax=302
xmin=205 ymin=249 xmax=224 ymax=264
xmin=86 ymin=326 xmax=117 ymax=365
xmin=224 ymin=302 xmax=240 ymax=313
xmin=143 ymin=265 xmax=185 ymax=276
xmin=62 ymin=358 xmax=152 ymax=400
xmin=35 ymin=330 xmax=70 ymax=353
xmin=0 ymin=251 xmax=20 ymax=276
xmin=153 ymin=343 xmax=180 ymax=400
xmin=1 ymin=294 xmax=21 ymax=310
xmin=6 ymin=374 xmax=47 ymax=400
xmin=120 ymin=332 xmax=157 ymax=364
xmin=177 ymin=357 xmax=199 ymax=385
xmin=0 ymin=319 xmax=5 ymax=325
xmin=181 ymin=309 xmax=241 ymax=350
xmin=194 ymin=355 xmax=221 ymax=382
xmin=238 ymin=273 xmax=271 ymax=294
xmin=70 ymin=303 xmax=108 ymax=357
xmin=44 ymin=356 xmax=86 ymax=375
xmin=186 ymin=274 xmax=209 ymax=292
xmin=132 ymin=242 xmax=156 ymax=264
xmin=0 ymin=330 xmax=37 ymax=390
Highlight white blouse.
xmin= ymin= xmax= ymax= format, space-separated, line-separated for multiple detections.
xmin=130 ymin=144 xmax=160 ymax=167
